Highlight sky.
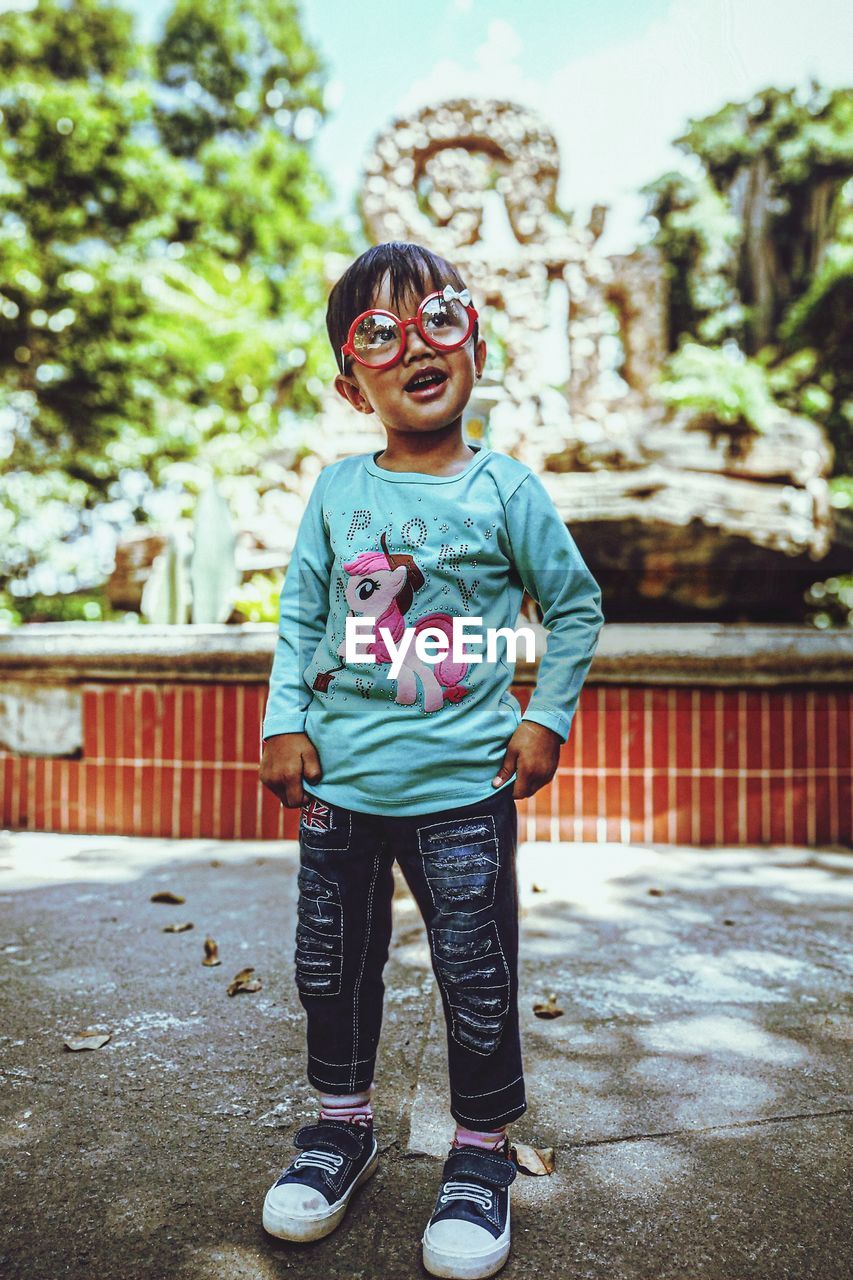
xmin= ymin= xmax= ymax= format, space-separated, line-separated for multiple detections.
xmin=11 ymin=0 xmax=853 ymax=255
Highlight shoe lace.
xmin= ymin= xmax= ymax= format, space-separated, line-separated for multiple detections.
xmin=292 ymin=1150 xmax=344 ymax=1175
xmin=440 ymin=1179 xmax=493 ymax=1211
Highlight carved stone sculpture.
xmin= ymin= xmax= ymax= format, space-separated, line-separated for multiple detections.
xmin=308 ymin=97 xmax=843 ymax=618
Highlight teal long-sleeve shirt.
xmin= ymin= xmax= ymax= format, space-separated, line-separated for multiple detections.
xmin=262 ymin=444 xmax=604 ymax=816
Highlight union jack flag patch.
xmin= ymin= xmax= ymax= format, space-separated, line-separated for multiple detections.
xmin=301 ymin=798 xmax=334 ymax=832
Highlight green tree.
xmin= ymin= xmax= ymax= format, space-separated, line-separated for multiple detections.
xmin=0 ymin=0 xmax=349 ymax=598
xmin=643 ymin=83 xmax=853 ymax=471
xmin=153 ymin=0 xmax=326 ymax=156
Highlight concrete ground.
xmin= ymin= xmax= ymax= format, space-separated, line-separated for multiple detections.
xmin=0 ymin=826 xmax=850 ymax=1280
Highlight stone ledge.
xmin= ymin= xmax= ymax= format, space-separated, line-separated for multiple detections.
xmin=0 ymin=621 xmax=849 ymax=684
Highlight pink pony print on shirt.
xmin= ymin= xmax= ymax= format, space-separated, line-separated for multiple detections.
xmin=312 ymin=531 xmax=470 ymax=712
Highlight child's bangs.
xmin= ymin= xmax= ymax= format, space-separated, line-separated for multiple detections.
xmin=370 ymin=253 xmax=458 ymax=313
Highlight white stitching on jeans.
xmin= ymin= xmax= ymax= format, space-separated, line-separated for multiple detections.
xmin=417 ymin=813 xmax=498 ymax=856
xmin=432 ymin=919 xmax=510 ymax=992
xmin=417 ymin=813 xmax=498 ymax=914
xmin=429 ymin=919 xmax=512 ymax=1050
xmin=454 ymin=1074 xmax=524 ymax=1098
xmin=308 ymin=1071 xmax=374 ymax=1088
xmin=310 ymin=1052 xmax=375 ymax=1066
xmin=350 ymin=852 xmax=381 ymax=1093
xmin=452 ymin=1100 xmax=527 ymax=1124
xmin=419 ymin=816 xmax=497 ymax=846
xmin=295 ymin=865 xmax=344 ymax=997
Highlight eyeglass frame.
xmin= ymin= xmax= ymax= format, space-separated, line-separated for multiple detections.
xmin=339 ymin=289 xmax=479 ymax=374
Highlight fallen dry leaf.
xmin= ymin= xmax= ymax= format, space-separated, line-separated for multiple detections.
xmin=64 ymin=1029 xmax=111 ymax=1052
xmin=150 ymin=891 xmax=185 ymax=904
xmin=511 ymin=1141 xmax=556 ymax=1175
xmin=532 ymin=992 xmax=564 ymax=1019
xmin=530 ymin=882 xmax=546 ymax=893
xmin=227 ymin=966 xmax=262 ymax=996
xmin=202 ymin=937 xmax=222 ymax=966
xmin=647 ymin=887 xmax=664 ymax=896
xmin=163 ymin=921 xmax=194 ymax=933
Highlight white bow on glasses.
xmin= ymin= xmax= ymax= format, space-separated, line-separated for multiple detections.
xmin=441 ymin=284 xmax=472 ymax=306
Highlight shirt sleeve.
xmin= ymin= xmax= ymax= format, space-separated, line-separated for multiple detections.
xmin=504 ymin=471 xmax=605 ymax=742
xmin=262 ymin=468 xmax=334 ymax=743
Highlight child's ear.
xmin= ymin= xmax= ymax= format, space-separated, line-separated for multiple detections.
xmin=334 ymin=373 xmax=374 ymax=414
xmin=474 ymin=337 xmax=487 ymax=379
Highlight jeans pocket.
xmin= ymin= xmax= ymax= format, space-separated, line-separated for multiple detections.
xmin=299 ymin=794 xmax=352 ymax=853
xmin=430 ymin=918 xmax=510 ymax=1055
xmin=294 ymin=865 xmax=343 ymax=996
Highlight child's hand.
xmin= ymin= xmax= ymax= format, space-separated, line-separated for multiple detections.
xmin=259 ymin=732 xmax=323 ymax=808
xmin=491 ymin=722 xmax=562 ymax=800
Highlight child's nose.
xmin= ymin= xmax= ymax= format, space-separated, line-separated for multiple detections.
xmin=403 ymin=319 xmax=435 ymax=357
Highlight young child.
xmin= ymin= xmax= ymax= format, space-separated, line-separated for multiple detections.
xmin=259 ymin=241 xmax=604 ymax=1279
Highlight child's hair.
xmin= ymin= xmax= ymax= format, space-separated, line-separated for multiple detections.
xmin=326 ymin=241 xmax=479 ymax=375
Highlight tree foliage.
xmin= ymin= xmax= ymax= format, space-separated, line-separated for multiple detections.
xmin=0 ymin=0 xmax=350 ymax=597
xmin=643 ymin=83 xmax=853 ymax=471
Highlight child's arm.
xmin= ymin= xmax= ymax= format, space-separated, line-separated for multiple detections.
xmin=493 ymin=470 xmax=605 ymax=797
xmin=260 ymin=468 xmax=334 ymax=806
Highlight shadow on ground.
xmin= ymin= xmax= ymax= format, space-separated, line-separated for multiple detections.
xmin=0 ymin=831 xmax=850 ymax=1279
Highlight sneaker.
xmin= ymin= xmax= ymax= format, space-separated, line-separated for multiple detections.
xmin=262 ymin=1118 xmax=379 ymax=1243
xmin=422 ymin=1138 xmax=517 ymax=1279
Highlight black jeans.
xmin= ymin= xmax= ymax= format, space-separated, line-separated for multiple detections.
xmin=293 ymin=782 xmax=527 ymax=1129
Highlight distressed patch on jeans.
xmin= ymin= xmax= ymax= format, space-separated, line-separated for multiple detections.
xmin=418 ymin=814 xmax=498 ymax=915
xmin=430 ymin=918 xmax=510 ymax=1055
xmin=294 ymin=865 xmax=343 ymax=996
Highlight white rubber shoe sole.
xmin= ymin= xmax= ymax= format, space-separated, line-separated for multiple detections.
xmin=422 ymin=1198 xmax=511 ymax=1279
xmin=262 ymin=1142 xmax=379 ymax=1243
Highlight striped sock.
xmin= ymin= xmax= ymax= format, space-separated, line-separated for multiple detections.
xmin=452 ymin=1123 xmax=508 ymax=1152
xmin=318 ymin=1081 xmax=375 ymax=1127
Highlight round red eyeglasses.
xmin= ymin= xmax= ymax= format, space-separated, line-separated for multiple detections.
xmin=340 ymin=286 xmax=478 ymax=372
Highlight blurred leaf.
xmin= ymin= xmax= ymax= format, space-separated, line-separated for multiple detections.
xmin=227 ymin=965 xmax=261 ymax=995
xmin=532 ymin=993 xmax=564 ymax=1019
xmin=63 ymin=1029 xmax=111 ymax=1051
xmin=511 ymin=1141 xmax=555 ymax=1175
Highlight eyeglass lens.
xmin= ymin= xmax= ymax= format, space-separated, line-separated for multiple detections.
xmin=351 ymin=296 xmax=471 ymax=366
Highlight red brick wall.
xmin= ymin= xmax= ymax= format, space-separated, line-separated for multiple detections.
xmin=1 ymin=681 xmax=849 ymax=845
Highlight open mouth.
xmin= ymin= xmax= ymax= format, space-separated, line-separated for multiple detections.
xmin=404 ymin=367 xmax=449 ymax=394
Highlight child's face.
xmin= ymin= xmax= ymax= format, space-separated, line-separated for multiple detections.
xmin=334 ymin=272 xmax=487 ymax=438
